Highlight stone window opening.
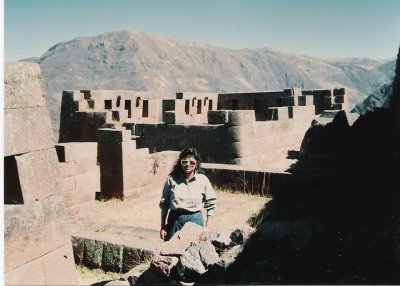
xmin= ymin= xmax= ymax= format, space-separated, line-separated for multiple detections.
xmin=142 ymin=100 xmax=149 ymax=117
xmin=185 ymin=100 xmax=190 ymax=115
xmin=116 ymin=96 xmax=122 ymax=108
xmin=104 ymin=100 xmax=112 ymax=109
xmin=204 ymin=97 xmax=208 ymax=106
xmin=197 ymin=100 xmax=202 ymax=114
xmin=136 ymin=97 xmax=141 ymax=108
xmin=209 ymin=100 xmax=213 ymax=110
xmin=125 ymin=100 xmax=132 ymax=118
xmin=4 ymin=155 xmax=24 ymax=205
xmin=192 ymin=97 xmax=197 ymax=106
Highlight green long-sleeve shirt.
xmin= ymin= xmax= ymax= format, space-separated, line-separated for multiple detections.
xmin=159 ymin=173 xmax=217 ymax=218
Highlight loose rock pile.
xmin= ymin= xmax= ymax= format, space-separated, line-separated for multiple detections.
xmin=113 ymin=222 xmax=255 ymax=285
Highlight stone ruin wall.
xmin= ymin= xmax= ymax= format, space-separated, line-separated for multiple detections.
xmin=59 ymin=88 xmax=349 ymax=167
xmin=4 ymin=62 xmax=77 ymax=285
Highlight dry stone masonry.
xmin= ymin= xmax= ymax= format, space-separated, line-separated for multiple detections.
xmin=4 ymin=62 xmax=78 ymax=285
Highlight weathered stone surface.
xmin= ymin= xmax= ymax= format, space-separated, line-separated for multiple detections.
xmin=208 ymin=110 xmax=228 ymax=124
xmin=266 ymin=107 xmax=289 ymax=120
xmin=75 ymin=170 xmax=100 ymax=189
xmin=72 ymin=236 xmax=85 ymax=264
xmin=4 ymin=107 xmax=54 ymax=156
xmin=5 ymin=255 xmax=45 ymax=285
xmin=227 ymin=110 xmax=255 ymax=126
xmin=298 ymin=95 xmax=314 ymax=106
xmin=4 ymin=62 xmax=46 ymax=109
xmin=159 ymin=222 xmax=205 ymax=256
xmin=121 ymin=263 xmax=151 ymax=285
xmin=230 ymin=226 xmax=256 ymax=245
xmin=55 ymin=142 xmax=97 ymax=162
xmin=103 ymin=280 xmax=130 ymax=286
xmin=150 ymin=254 xmax=179 ymax=277
xmin=4 ymin=195 xmax=70 ymax=272
xmin=42 ymin=242 xmax=78 ymax=285
xmin=97 ymin=128 xmax=132 ymax=142
xmin=177 ymin=243 xmax=207 ymax=280
xmin=15 ymin=148 xmax=60 ymax=203
xmin=122 ymin=247 xmax=154 ymax=273
xmin=65 ymin=186 xmax=96 ymax=207
xmin=177 ymin=241 xmax=219 ymax=280
xmin=83 ymin=239 xmax=104 ymax=269
xmin=102 ymin=242 xmax=123 ymax=272
xmin=164 ymin=111 xmax=186 ymax=124
xmin=210 ymin=230 xmax=232 ymax=250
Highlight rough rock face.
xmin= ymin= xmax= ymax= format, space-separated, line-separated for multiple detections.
xmin=4 ymin=62 xmax=77 ymax=285
xmin=219 ymin=46 xmax=400 ymax=284
xmin=120 ymin=222 xmax=255 ymax=285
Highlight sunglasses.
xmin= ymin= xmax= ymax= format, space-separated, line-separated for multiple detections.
xmin=181 ymin=160 xmax=197 ymax=166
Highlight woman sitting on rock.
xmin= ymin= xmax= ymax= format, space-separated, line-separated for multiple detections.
xmin=159 ymin=147 xmax=217 ymax=241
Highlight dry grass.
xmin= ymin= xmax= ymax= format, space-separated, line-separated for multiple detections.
xmin=75 ymin=189 xmax=269 ymax=232
xmin=76 ymin=265 xmax=120 ymax=285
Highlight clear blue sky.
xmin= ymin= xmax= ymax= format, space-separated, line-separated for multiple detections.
xmin=4 ymin=0 xmax=400 ymax=61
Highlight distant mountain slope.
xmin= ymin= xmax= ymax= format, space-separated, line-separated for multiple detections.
xmin=27 ymin=29 xmax=395 ymax=138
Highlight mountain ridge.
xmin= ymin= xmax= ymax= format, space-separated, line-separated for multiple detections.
xmin=19 ymin=29 xmax=395 ymax=137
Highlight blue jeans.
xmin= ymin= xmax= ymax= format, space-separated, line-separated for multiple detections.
xmin=166 ymin=210 xmax=204 ymax=240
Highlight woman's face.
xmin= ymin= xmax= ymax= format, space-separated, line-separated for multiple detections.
xmin=180 ymin=155 xmax=197 ymax=176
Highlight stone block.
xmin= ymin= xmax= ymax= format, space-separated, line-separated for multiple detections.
xmin=124 ymin=148 xmax=150 ymax=163
xmin=42 ymin=242 xmax=78 ymax=285
xmin=72 ymin=236 xmax=85 ymax=264
xmin=4 ymin=62 xmax=46 ymax=109
xmin=102 ymin=242 xmax=123 ymax=272
xmin=94 ymin=111 xmax=108 ymax=124
xmin=124 ymin=172 xmax=151 ymax=189
xmin=65 ymin=186 xmax=96 ymax=207
xmin=83 ymin=239 xmax=104 ymax=269
xmin=283 ymin=88 xmax=302 ymax=97
xmin=151 ymin=255 xmax=179 ymax=277
xmin=227 ymin=110 xmax=255 ymax=126
xmin=324 ymin=96 xmax=334 ymax=105
xmin=164 ymin=111 xmax=186 ymax=124
xmin=290 ymin=105 xmax=316 ymax=119
xmin=75 ymin=170 xmax=100 ymax=189
xmin=279 ymin=96 xmax=298 ymax=107
xmin=121 ymin=140 xmax=138 ymax=155
xmin=5 ymin=107 xmax=54 ymax=156
xmin=334 ymin=95 xmax=346 ymax=103
xmin=4 ymin=195 xmax=70 ymax=272
xmin=75 ymin=111 xmax=94 ymax=122
xmin=55 ymin=142 xmax=97 ymax=163
xmin=123 ymin=160 xmax=153 ymax=178
xmin=5 ymin=256 xmax=45 ymax=286
xmin=298 ymin=95 xmax=314 ymax=106
xmin=334 ymin=87 xmax=346 ymax=96
xmin=159 ymin=222 xmax=205 ymax=256
xmin=97 ymin=128 xmax=132 ymax=142
xmin=75 ymin=100 xmax=90 ymax=111
xmin=266 ymin=107 xmax=289 ymax=120
xmin=122 ymin=247 xmax=154 ymax=273
xmin=59 ymin=157 xmax=99 ymax=178
xmin=15 ymin=148 xmax=61 ymax=203
xmin=59 ymin=176 xmax=76 ymax=192
xmin=208 ymin=110 xmax=228 ymax=124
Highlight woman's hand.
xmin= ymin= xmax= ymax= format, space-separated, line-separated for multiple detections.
xmin=160 ymin=228 xmax=167 ymax=241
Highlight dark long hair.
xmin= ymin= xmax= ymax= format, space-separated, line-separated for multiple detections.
xmin=170 ymin=147 xmax=203 ymax=177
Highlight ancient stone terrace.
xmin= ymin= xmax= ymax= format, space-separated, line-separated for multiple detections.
xmin=59 ymin=87 xmax=349 ymax=167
